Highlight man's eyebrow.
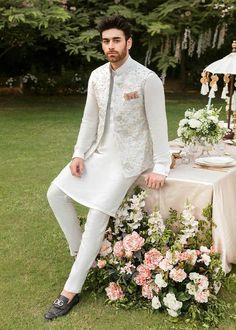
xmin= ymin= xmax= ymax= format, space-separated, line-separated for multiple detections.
xmin=102 ymin=37 xmax=122 ymax=41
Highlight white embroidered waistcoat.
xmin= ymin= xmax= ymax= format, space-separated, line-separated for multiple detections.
xmin=74 ymin=56 xmax=165 ymax=177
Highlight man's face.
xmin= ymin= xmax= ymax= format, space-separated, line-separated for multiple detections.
xmin=101 ymin=28 xmax=132 ymax=64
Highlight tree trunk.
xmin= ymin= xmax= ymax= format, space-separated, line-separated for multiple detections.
xmin=180 ymin=49 xmax=186 ymax=90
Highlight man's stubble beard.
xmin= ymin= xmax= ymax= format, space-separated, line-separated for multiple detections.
xmin=105 ymin=45 xmax=128 ymax=63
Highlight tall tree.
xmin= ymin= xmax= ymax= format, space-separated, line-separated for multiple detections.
xmin=0 ymin=0 xmax=235 ymax=82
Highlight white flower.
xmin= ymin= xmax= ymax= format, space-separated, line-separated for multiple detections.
xmin=186 ymin=282 xmax=196 ymax=295
xmin=179 ymin=119 xmax=188 ymax=127
xmin=189 ymin=272 xmax=200 ymax=281
xmin=208 ymin=115 xmax=218 ymax=124
xmin=177 ymin=127 xmax=184 ymax=137
xmin=151 ymin=296 xmax=161 ymax=309
xmin=189 ymin=273 xmax=209 ymax=291
xmin=155 ymin=273 xmax=168 ymax=288
xmin=179 ymin=234 xmax=188 ymax=245
xmin=178 ymin=203 xmax=199 ymax=244
xmin=178 ymin=106 xmax=226 ymax=145
xmin=167 ymin=308 xmax=178 ymax=317
xmin=189 ymin=118 xmax=201 ymax=129
xmin=163 ymin=293 xmax=183 ymax=311
xmin=198 ymin=276 xmax=209 ymax=291
xmin=120 ymin=261 xmax=134 ymax=274
xmin=200 ymin=246 xmax=210 ymax=253
xmin=169 ymin=268 xmax=187 ymax=282
xmin=185 ymin=110 xmax=192 ymax=118
xmin=159 ymin=258 xmax=173 ymax=271
xmin=198 ymin=253 xmax=211 ymax=266
xmin=194 ymin=290 xmax=210 ymax=303
xmin=116 ymin=208 xmax=129 ymax=218
xmin=193 ymin=110 xmax=204 ymax=119
xmin=166 ymin=250 xmax=180 ymax=265
xmin=129 ymin=191 xmax=146 ymax=210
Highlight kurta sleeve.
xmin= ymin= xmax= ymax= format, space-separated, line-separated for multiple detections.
xmin=144 ymin=73 xmax=171 ymax=176
xmin=72 ymin=73 xmax=99 ymax=159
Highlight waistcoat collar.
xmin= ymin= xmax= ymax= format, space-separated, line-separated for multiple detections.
xmin=110 ymin=56 xmax=134 ymax=76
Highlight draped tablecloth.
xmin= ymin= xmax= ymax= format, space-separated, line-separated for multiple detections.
xmin=136 ymin=144 xmax=236 ymax=273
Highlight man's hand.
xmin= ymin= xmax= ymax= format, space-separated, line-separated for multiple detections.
xmin=70 ymin=157 xmax=84 ymax=177
xmin=144 ymin=172 xmax=166 ymax=189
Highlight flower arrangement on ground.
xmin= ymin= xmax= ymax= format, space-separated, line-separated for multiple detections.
xmin=177 ymin=106 xmax=226 ymax=145
xmin=86 ymin=188 xmax=228 ymax=327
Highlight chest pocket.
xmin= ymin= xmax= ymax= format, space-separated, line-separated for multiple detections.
xmin=122 ymin=88 xmax=143 ymax=110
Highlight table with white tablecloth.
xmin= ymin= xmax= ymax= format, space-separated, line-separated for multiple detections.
xmin=136 ymin=144 xmax=236 ymax=273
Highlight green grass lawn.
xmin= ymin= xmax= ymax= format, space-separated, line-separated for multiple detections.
xmin=0 ymin=95 xmax=235 ymax=330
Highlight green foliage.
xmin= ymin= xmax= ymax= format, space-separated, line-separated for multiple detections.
xmin=0 ymin=0 xmax=236 ymax=82
xmin=152 ymin=54 xmax=178 ymax=75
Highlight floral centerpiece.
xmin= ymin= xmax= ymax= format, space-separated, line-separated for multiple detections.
xmin=86 ymin=188 xmax=229 ymax=327
xmin=177 ymin=106 xmax=226 ymax=145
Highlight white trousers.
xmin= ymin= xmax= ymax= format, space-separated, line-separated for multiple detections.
xmin=47 ymin=183 xmax=110 ymax=293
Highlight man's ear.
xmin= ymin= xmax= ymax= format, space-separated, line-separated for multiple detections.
xmin=127 ymin=37 xmax=132 ymax=50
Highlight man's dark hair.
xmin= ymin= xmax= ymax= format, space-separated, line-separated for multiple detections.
xmin=97 ymin=15 xmax=132 ymax=40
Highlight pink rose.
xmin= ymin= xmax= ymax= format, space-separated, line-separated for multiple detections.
xmin=134 ymin=264 xmax=151 ymax=285
xmin=194 ymin=290 xmax=209 ymax=303
xmin=100 ymin=239 xmax=112 ymax=257
xmin=105 ymin=282 xmax=125 ymax=301
xmin=144 ymin=248 xmax=163 ymax=270
xmin=159 ymin=258 xmax=173 ymax=271
xmin=180 ymin=249 xmax=198 ymax=265
xmin=125 ymin=250 xmax=133 ymax=258
xmin=123 ymin=231 xmax=145 ymax=253
xmin=179 ymin=252 xmax=189 ymax=261
xmin=198 ymin=276 xmax=209 ymax=290
xmin=134 ymin=274 xmax=148 ymax=286
xmin=137 ymin=264 xmax=151 ymax=278
xmin=142 ymin=283 xmax=153 ymax=300
xmin=169 ymin=268 xmax=187 ymax=282
xmin=113 ymin=241 xmax=125 ymax=258
xmin=141 ymin=281 xmax=159 ymax=299
xmin=97 ymin=259 xmax=106 ymax=269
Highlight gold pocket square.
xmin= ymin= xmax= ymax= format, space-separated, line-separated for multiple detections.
xmin=124 ymin=91 xmax=139 ymax=101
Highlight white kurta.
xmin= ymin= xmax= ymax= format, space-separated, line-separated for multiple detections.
xmin=52 ymin=70 xmax=138 ymax=217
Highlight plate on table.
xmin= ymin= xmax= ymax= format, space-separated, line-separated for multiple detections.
xmin=195 ymin=156 xmax=236 ymax=167
xmin=224 ymin=139 xmax=236 ymax=146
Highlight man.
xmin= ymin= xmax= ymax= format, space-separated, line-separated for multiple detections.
xmin=44 ymin=15 xmax=170 ymax=320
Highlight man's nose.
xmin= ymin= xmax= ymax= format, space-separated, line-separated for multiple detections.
xmin=108 ymin=41 xmax=114 ymax=49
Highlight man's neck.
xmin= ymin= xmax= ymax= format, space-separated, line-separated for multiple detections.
xmin=110 ymin=54 xmax=129 ymax=71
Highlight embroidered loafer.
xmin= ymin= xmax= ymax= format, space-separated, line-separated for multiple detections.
xmin=44 ymin=294 xmax=80 ymax=320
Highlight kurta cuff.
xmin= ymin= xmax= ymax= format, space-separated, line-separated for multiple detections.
xmin=72 ymin=151 xmax=85 ymax=159
xmin=152 ymin=163 xmax=170 ymax=177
